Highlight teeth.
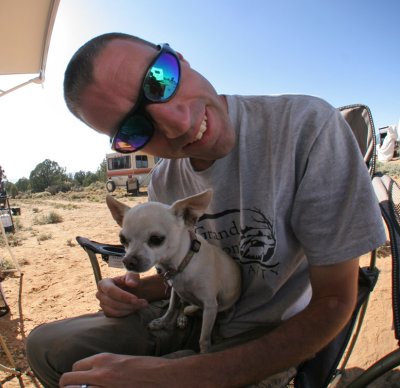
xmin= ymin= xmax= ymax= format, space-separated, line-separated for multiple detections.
xmin=195 ymin=116 xmax=207 ymax=141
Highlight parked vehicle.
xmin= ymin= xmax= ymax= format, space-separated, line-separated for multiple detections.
xmin=106 ymin=151 xmax=161 ymax=195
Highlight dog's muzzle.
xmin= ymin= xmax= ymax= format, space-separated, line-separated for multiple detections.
xmin=122 ymin=254 xmax=150 ymax=272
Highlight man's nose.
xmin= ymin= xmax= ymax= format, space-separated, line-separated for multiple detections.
xmin=146 ymin=101 xmax=190 ymax=139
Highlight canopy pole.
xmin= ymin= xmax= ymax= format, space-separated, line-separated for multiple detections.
xmin=0 ymin=76 xmax=42 ymax=98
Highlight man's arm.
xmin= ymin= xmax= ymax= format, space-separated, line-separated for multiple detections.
xmin=192 ymin=256 xmax=360 ymax=386
xmin=60 ymin=257 xmax=359 ymax=387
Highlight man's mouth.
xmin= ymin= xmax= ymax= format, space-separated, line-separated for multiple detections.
xmin=189 ymin=115 xmax=207 ymax=144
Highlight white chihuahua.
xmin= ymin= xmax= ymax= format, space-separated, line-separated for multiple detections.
xmin=106 ymin=190 xmax=241 ymax=353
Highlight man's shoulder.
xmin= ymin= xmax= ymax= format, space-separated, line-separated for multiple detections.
xmin=227 ymin=94 xmax=336 ymax=119
xmin=229 ymin=93 xmax=332 ymax=106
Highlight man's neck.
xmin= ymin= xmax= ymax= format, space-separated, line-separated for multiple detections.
xmin=189 ymin=158 xmax=215 ymax=171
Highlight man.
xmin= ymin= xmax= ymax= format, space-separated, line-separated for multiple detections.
xmin=26 ymin=33 xmax=386 ymax=387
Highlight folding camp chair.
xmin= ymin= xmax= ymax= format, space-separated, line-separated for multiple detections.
xmin=344 ymin=174 xmax=400 ymax=387
xmin=76 ymin=104 xmax=383 ymax=388
xmin=293 ymin=110 xmax=399 ymax=387
xmin=291 ymin=104 xmax=380 ymax=387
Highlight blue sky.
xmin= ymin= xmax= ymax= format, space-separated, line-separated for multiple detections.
xmin=1 ymin=0 xmax=399 ymax=181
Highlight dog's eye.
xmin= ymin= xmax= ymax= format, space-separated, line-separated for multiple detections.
xmin=148 ymin=235 xmax=165 ymax=247
xmin=119 ymin=233 xmax=128 ymax=246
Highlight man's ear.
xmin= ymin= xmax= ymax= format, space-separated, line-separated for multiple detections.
xmin=170 ymin=190 xmax=213 ymax=227
xmin=106 ymin=195 xmax=130 ymax=227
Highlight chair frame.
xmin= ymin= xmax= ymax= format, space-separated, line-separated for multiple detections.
xmin=345 ymin=174 xmax=400 ymax=387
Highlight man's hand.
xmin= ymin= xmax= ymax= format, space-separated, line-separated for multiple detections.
xmin=96 ymin=272 xmax=148 ymax=317
xmin=60 ymin=259 xmax=360 ymax=387
xmin=59 ymin=353 xmax=177 ymax=388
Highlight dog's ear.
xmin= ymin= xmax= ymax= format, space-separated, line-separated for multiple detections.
xmin=171 ymin=190 xmax=213 ymax=227
xmin=106 ymin=195 xmax=130 ymax=227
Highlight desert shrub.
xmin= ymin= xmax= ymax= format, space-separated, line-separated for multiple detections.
xmin=16 ymin=191 xmax=32 ymax=199
xmin=88 ymin=196 xmax=102 ymax=203
xmin=33 ymin=211 xmax=63 ymax=225
xmin=376 ymin=161 xmax=400 ymax=178
xmin=52 ymin=203 xmax=79 ymax=210
xmin=0 ymin=258 xmax=15 ymax=271
xmin=69 ymin=185 xmax=84 ymax=192
xmin=87 ymin=181 xmax=105 ymax=191
xmin=32 ymin=192 xmax=52 ymax=199
xmin=69 ymin=192 xmax=86 ymax=200
xmin=45 ymin=185 xmax=58 ymax=195
xmin=47 ymin=211 xmax=63 ymax=223
xmin=46 ymin=181 xmax=73 ymax=195
xmin=37 ymin=233 xmax=52 ymax=242
xmin=0 ymin=233 xmax=22 ymax=247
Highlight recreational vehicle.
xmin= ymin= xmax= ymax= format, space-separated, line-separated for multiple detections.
xmin=106 ymin=151 xmax=161 ymax=195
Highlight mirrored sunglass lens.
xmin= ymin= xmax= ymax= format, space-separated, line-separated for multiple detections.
xmin=144 ymin=52 xmax=179 ymax=101
xmin=114 ymin=115 xmax=153 ymax=152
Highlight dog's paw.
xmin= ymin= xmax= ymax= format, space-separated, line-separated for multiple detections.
xmin=200 ymin=342 xmax=210 ymax=354
xmin=176 ymin=313 xmax=188 ymax=329
xmin=148 ymin=318 xmax=167 ymax=331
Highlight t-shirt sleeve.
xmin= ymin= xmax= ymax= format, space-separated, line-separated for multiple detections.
xmin=291 ymin=109 xmax=386 ymax=265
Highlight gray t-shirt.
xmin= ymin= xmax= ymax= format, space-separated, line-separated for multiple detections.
xmin=149 ymin=94 xmax=386 ymax=337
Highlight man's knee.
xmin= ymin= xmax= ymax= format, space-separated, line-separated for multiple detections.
xmin=26 ymin=322 xmax=68 ymax=388
xmin=26 ymin=320 xmax=82 ymax=372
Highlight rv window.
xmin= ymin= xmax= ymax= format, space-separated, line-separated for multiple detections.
xmin=135 ymin=155 xmax=148 ymax=168
xmin=108 ymin=156 xmax=131 ymax=170
xmin=154 ymin=156 xmax=162 ymax=164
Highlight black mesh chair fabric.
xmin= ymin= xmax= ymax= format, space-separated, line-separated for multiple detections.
xmin=373 ymin=175 xmax=400 ymax=341
xmin=345 ymin=175 xmax=400 ymax=387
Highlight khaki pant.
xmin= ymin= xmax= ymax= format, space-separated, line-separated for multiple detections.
xmin=26 ymin=301 xmax=295 ymax=387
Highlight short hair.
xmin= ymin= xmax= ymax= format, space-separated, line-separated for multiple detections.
xmin=63 ymin=32 xmax=157 ymax=122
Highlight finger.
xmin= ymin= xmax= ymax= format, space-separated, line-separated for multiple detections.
xmin=97 ymin=294 xmax=147 ymax=317
xmin=97 ymin=280 xmax=139 ymax=304
xmin=96 ymin=286 xmax=148 ymax=308
xmin=99 ymin=300 xmax=137 ymax=317
xmin=71 ymin=353 xmax=101 ymax=371
xmin=124 ymin=271 xmax=140 ymax=287
xmin=59 ymin=370 xmax=93 ymax=387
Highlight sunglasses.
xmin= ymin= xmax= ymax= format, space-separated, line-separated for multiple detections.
xmin=110 ymin=43 xmax=181 ymax=154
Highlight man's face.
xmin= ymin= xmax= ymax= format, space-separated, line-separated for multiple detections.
xmin=78 ymin=39 xmax=235 ymax=170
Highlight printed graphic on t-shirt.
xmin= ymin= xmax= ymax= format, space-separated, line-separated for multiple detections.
xmin=197 ymin=207 xmax=278 ymax=274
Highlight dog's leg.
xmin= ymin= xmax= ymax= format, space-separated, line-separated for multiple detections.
xmin=183 ymin=305 xmax=201 ymax=316
xmin=199 ymin=300 xmax=218 ymax=353
xmin=148 ymin=288 xmax=180 ymax=330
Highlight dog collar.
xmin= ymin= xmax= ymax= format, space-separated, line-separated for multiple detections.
xmin=159 ymin=230 xmax=201 ymax=281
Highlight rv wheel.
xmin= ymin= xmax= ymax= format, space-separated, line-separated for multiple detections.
xmin=106 ymin=180 xmax=116 ymax=192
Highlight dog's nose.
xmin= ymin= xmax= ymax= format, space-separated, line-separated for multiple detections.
xmin=123 ymin=256 xmax=138 ymax=271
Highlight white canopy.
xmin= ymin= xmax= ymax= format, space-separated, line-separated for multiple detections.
xmin=0 ymin=0 xmax=60 ymax=96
